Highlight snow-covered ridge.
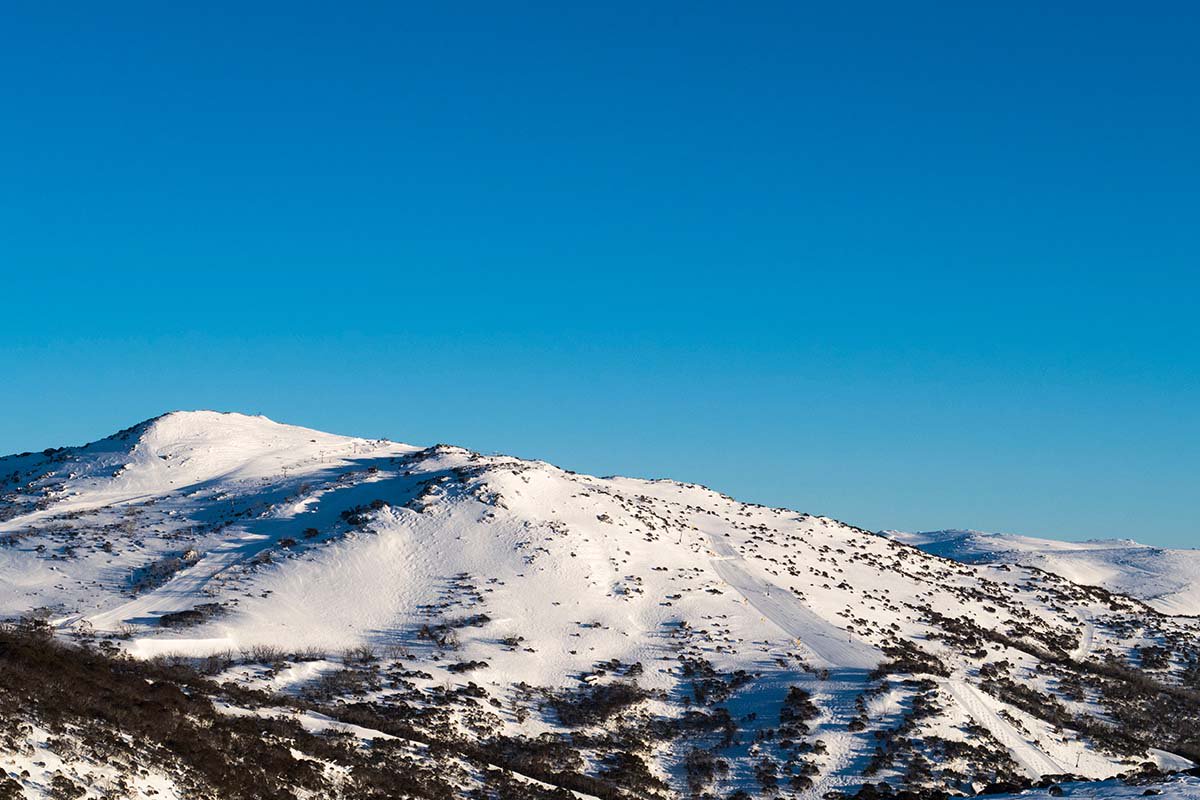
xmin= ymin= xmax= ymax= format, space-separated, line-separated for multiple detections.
xmin=886 ymin=529 xmax=1200 ymax=616
xmin=3 ymin=411 xmax=1200 ymax=799
xmin=48 ymin=410 xmax=385 ymax=492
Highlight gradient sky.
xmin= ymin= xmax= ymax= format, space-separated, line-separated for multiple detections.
xmin=1 ymin=3 xmax=1197 ymax=545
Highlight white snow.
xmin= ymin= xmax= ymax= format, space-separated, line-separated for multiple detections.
xmin=939 ymin=678 xmax=1065 ymax=778
xmin=3 ymin=411 xmax=1198 ymax=797
xmin=887 ymin=529 xmax=1200 ymax=616
xmin=987 ymin=775 xmax=1200 ymax=800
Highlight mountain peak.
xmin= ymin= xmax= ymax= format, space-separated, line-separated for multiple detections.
xmin=128 ymin=409 xmax=309 ymax=445
xmin=0 ymin=413 xmax=414 ymax=521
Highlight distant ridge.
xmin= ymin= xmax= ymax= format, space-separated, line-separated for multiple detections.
xmin=885 ymin=528 xmax=1200 ymax=616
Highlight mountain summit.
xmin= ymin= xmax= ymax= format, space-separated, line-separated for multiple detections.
xmin=2 ymin=412 xmax=1199 ymax=799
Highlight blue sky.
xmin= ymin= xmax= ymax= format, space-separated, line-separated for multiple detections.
xmin=1 ymin=3 xmax=1197 ymax=545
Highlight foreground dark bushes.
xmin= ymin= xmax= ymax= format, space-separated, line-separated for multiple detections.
xmin=0 ymin=621 xmax=640 ymax=800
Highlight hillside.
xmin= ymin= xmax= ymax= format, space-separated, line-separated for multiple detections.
xmin=885 ymin=531 xmax=1200 ymax=617
xmin=2 ymin=412 xmax=1200 ymax=800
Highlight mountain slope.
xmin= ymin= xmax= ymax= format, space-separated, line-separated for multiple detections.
xmin=2 ymin=412 xmax=1200 ymax=800
xmin=885 ymin=530 xmax=1200 ymax=617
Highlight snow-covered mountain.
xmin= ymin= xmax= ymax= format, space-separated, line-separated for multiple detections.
xmin=2 ymin=411 xmax=1199 ymax=800
xmin=885 ymin=530 xmax=1200 ymax=617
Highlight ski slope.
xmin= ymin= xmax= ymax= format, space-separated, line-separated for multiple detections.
xmin=940 ymin=678 xmax=1065 ymax=778
xmin=707 ymin=531 xmax=879 ymax=669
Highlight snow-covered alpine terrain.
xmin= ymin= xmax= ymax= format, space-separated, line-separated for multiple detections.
xmin=2 ymin=411 xmax=1199 ymax=800
xmin=885 ymin=531 xmax=1200 ymax=617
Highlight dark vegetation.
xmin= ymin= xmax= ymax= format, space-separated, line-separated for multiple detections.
xmin=158 ymin=602 xmax=224 ymax=628
xmin=546 ymin=681 xmax=655 ymax=727
xmin=339 ymin=499 xmax=388 ymax=527
xmin=920 ymin=609 xmax=1200 ymax=763
xmin=128 ymin=549 xmax=202 ymax=593
xmin=0 ymin=619 xmax=648 ymax=800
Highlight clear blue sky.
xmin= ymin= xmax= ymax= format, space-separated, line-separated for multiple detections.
xmin=1 ymin=3 xmax=1196 ymax=545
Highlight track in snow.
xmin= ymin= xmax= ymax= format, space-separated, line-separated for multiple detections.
xmin=706 ymin=534 xmax=880 ymax=669
xmin=1071 ymin=607 xmax=1095 ymax=661
xmin=799 ymin=670 xmax=878 ymax=800
xmin=703 ymin=532 xmax=881 ymax=794
xmin=83 ymin=531 xmax=271 ymax=632
xmin=940 ymin=678 xmax=1064 ymax=778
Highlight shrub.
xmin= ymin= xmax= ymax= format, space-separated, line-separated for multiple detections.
xmin=159 ymin=603 xmax=223 ymax=629
xmin=548 ymin=681 xmax=652 ymax=727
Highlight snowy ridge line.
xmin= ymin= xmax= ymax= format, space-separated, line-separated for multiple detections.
xmin=887 ymin=529 xmax=1200 ymax=617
